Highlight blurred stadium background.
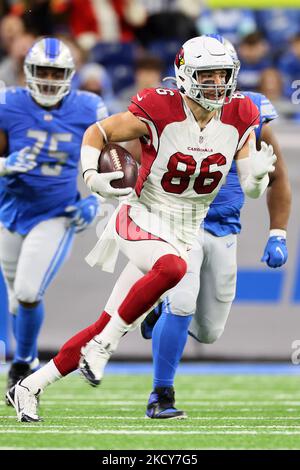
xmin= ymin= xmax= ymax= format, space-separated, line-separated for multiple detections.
xmin=0 ymin=0 xmax=299 ymax=363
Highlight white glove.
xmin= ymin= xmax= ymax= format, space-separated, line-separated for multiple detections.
xmin=249 ymin=140 xmax=277 ymax=180
xmin=86 ymin=170 xmax=133 ymax=199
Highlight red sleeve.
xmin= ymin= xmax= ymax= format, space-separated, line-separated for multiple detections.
xmin=128 ymin=88 xmax=186 ymax=142
xmin=221 ymin=95 xmax=260 ymax=150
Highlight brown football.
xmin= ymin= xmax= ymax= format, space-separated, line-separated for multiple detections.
xmin=97 ymin=143 xmax=138 ymax=189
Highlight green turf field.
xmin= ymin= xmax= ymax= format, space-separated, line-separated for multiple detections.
xmin=1 ymin=373 xmax=300 ymax=450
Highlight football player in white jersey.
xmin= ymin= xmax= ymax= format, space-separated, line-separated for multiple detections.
xmin=139 ymin=36 xmax=291 ymax=419
xmin=7 ymin=36 xmax=276 ymax=423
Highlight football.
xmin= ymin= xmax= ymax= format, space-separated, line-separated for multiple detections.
xmin=98 ymin=143 xmax=138 ymax=189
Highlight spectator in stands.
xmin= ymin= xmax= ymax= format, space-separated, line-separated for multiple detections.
xmin=237 ymin=31 xmax=272 ymax=91
xmin=116 ymin=54 xmax=163 ymax=110
xmin=51 ymin=0 xmax=147 ymax=50
xmin=259 ymin=68 xmax=295 ymax=118
xmin=196 ymin=8 xmax=257 ymax=46
xmin=0 ymin=33 xmax=36 ymax=87
xmin=278 ymin=33 xmax=300 ymax=99
xmin=256 ymin=9 xmax=300 ymax=60
xmin=0 ymin=14 xmax=26 ymax=59
xmin=259 ymin=68 xmax=283 ymax=102
xmin=77 ymin=63 xmax=120 ymax=114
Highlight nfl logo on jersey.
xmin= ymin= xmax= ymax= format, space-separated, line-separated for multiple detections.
xmin=43 ymin=114 xmax=53 ymax=121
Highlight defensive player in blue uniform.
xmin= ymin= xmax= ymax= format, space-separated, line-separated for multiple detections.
xmin=0 ymin=37 xmax=109 ymax=393
xmin=141 ymin=36 xmax=291 ymax=419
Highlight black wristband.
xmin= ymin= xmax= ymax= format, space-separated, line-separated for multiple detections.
xmin=82 ymin=168 xmax=97 ymax=179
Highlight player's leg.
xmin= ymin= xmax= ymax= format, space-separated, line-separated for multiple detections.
xmin=12 ymin=217 xmax=74 ymax=379
xmin=146 ymin=238 xmax=204 ymax=419
xmin=8 ymin=209 xmax=186 ymax=420
xmin=140 ymin=303 xmax=163 ymax=340
xmin=7 ymin=261 xmax=144 ymax=421
xmin=0 ymin=226 xmax=22 ymax=321
xmin=81 ymin=238 xmax=187 ymax=385
xmin=25 ymin=259 xmax=153 ymax=383
xmin=54 ymin=260 xmax=144 ymax=376
xmin=80 ymin=206 xmax=188 ymax=385
xmin=189 ymin=231 xmax=237 ymax=344
xmin=0 ymin=226 xmax=30 ymax=390
xmin=7 ymin=308 xmax=114 ymax=422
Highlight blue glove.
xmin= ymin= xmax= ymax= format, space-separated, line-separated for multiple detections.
xmin=65 ymin=195 xmax=99 ymax=233
xmin=261 ymin=236 xmax=288 ymax=268
xmin=4 ymin=147 xmax=37 ymax=173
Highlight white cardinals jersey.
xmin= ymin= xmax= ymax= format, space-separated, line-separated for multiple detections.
xmin=126 ymin=88 xmax=259 ymax=249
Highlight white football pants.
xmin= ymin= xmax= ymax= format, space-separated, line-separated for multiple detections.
xmin=103 ymin=203 xmax=181 ymax=324
xmin=104 ymin=239 xmax=180 ymax=326
xmin=0 ymin=217 xmax=74 ymax=313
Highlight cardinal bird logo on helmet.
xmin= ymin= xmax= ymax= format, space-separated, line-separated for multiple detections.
xmin=175 ymin=47 xmax=185 ymax=68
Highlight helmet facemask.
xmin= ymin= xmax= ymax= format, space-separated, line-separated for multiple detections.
xmin=184 ymin=65 xmax=235 ymax=112
xmin=24 ymin=63 xmax=75 ymax=107
xmin=204 ymin=35 xmax=241 ymax=95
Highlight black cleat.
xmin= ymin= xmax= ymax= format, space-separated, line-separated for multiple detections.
xmin=145 ymin=386 xmax=187 ymax=419
xmin=6 ymin=363 xmax=31 ymax=406
xmin=141 ymin=303 xmax=163 ymax=340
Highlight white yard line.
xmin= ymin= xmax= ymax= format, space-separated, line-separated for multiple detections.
xmin=1 ymin=429 xmax=300 ymax=435
xmin=22 ymin=400 xmax=300 ymax=406
xmin=1 ymin=415 xmax=300 ymax=421
xmin=2 ymin=424 xmax=300 ymax=430
xmin=43 ymin=393 xmax=300 ymax=399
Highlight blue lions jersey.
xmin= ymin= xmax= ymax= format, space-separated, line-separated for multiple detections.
xmin=204 ymin=92 xmax=278 ymax=237
xmin=0 ymin=88 xmax=107 ymax=234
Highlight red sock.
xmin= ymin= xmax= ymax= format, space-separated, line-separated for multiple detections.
xmin=119 ymin=254 xmax=186 ymax=324
xmin=53 ymin=311 xmax=111 ymax=376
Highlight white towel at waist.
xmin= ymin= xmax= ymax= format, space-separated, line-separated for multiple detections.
xmin=85 ymin=202 xmax=190 ymax=273
xmin=85 ymin=205 xmax=120 ymax=273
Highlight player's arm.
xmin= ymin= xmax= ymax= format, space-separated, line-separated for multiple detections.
xmin=235 ymin=130 xmax=277 ymax=199
xmin=0 ymin=93 xmax=10 ymax=173
xmin=259 ymin=124 xmax=291 ymax=231
xmin=259 ymin=124 xmax=291 ymax=267
xmin=0 ymin=97 xmax=37 ymax=176
xmin=0 ymin=129 xmax=8 ymax=175
xmin=81 ymin=111 xmax=148 ymax=198
xmin=0 ymin=130 xmax=7 ymax=155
